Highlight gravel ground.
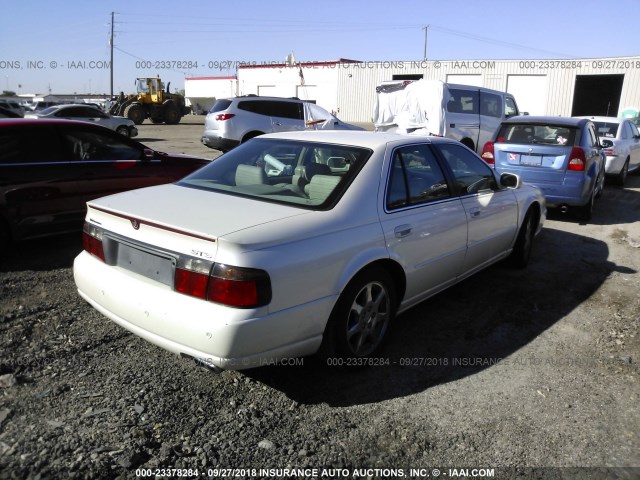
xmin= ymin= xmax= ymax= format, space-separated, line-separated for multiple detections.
xmin=0 ymin=121 xmax=638 ymax=479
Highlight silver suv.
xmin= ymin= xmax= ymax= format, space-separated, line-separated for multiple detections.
xmin=201 ymin=96 xmax=363 ymax=152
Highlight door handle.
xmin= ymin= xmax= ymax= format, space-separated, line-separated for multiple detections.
xmin=469 ymin=207 xmax=481 ymax=218
xmin=394 ymin=225 xmax=412 ymax=238
xmin=273 ymin=122 xmax=282 ymax=126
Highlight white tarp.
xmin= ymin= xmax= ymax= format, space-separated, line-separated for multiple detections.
xmin=373 ymin=79 xmax=450 ymax=136
xmin=303 ymin=102 xmax=337 ymax=130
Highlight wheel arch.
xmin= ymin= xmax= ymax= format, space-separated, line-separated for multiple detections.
xmin=335 ymin=256 xmax=406 ymax=311
xmin=241 ymin=131 xmax=265 ymax=143
xmin=460 ymin=137 xmax=475 ymax=151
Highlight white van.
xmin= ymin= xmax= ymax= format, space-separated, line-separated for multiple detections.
xmin=374 ymin=79 xmax=521 ymax=153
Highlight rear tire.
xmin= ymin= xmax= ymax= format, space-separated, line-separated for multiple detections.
xmin=163 ymin=103 xmax=180 ymax=124
xmin=461 ymin=138 xmax=475 ymax=151
xmin=576 ymin=189 xmax=595 ymax=222
xmin=319 ymin=268 xmax=396 ymax=363
xmin=0 ymin=221 xmax=10 ymax=260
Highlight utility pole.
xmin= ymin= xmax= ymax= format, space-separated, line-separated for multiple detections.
xmin=110 ymin=12 xmax=114 ymax=97
xmin=423 ymin=25 xmax=429 ymax=60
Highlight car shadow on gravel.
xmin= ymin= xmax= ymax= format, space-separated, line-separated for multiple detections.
xmin=246 ymin=227 xmax=635 ymax=406
xmin=0 ymin=233 xmax=82 ymax=272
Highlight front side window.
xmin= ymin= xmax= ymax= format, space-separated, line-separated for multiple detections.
xmin=480 ymin=92 xmax=502 ymax=118
xmin=63 ymin=128 xmax=141 ymax=161
xmin=505 ymin=97 xmax=518 ymax=117
xmin=179 ymin=138 xmax=371 ymax=209
xmin=436 ymin=143 xmax=497 ymax=195
xmin=386 ymin=144 xmax=451 ymax=210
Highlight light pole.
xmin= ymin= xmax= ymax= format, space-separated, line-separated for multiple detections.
xmin=423 ymin=25 xmax=429 ymax=60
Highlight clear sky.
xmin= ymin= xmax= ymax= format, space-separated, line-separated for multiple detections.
xmin=1 ymin=0 xmax=639 ymax=96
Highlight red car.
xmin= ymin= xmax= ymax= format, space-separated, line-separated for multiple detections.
xmin=0 ymin=119 xmax=210 ymax=248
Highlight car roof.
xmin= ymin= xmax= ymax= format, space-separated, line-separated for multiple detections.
xmin=255 ymin=130 xmax=459 ymax=149
xmin=223 ymin=96 xmax=303 ymax=103
xmin=576 ymin=115 xmax=621 ymax=123
xmin=0 ymin=118 xmax=109 ymax=128
xmin=49 ymin=103 xmax=100 ymax=109
xmin=502 ymin=115 xmax=589 ymax=127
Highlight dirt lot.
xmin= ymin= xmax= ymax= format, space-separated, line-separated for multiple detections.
xmin=0 ymin=118 xmax=638 ymax=479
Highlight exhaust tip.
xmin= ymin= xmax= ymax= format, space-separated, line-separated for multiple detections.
xmin=180 ymin=353 xmax=224 ymax=373
xmin=560 ymin=205 xmax=569 ymax=214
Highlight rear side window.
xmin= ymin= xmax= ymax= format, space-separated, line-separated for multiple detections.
xmin=448 ymin=89 xmax=479 ymax=115
xmin=238 ymin=100 xmax=272 ymax=116
xmin=0 ymin=127 xmax=66 ymax=164
xmin=237 ymin=100 xmax=303 ymax=120
xmin=209 ymin=99 xmax=232 ymax=113
xmin=272 ymin=101 xmax=303 ymax=120
xmin=386 ymin=144 xmax=451 ymax=210
xmin=496 ymin=123 xmax=577 ymax=146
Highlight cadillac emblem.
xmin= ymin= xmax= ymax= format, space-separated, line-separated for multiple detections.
xmin=131 ymin=219 xmax=140 ymax=230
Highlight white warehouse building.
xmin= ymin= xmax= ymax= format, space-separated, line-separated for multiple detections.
xmin=184 ymin=56 xmax=640 ymax=122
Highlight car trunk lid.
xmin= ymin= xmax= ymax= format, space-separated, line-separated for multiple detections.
xmin=493 ymin=144 xmax=574 ymax=184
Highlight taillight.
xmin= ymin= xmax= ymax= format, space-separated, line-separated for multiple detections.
xmin=215 ymin=113 xmax=235 ymax=121
xmin=175 ymin=257 xmax=212 ymax=299
xmin=82 ymin=222 xmax=105 ymax=261
xmin=481 ymin=141 xmax=495 ymax=165
xmin=174 ymin=259 xmax=271 ymax=308
xmin=568 ymin=147 xmax=586 ymax=171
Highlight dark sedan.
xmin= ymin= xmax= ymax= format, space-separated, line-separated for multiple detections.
xmin=0 ymin=119 xmax=210 ymax=248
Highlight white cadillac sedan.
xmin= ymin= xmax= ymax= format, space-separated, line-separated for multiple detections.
xmin=74 ymin=131 xmax=546 ymax=371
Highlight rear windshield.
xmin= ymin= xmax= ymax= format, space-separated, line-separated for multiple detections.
xmin=593 ymin=121 xmax=619 ymax=139
xmin=178 ymin=138 xmax=372 ymax=210
xmin=496 ymin=123 xmax=578 ymax=146
xmin=209 ymin=99 xmax=232 ymax=113
xmin=38 ymin=106 xmax=59 ymax=115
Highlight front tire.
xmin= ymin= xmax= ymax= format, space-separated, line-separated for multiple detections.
xmin=615 ymin=158 xmax=629 ymax=186
xmin=116 ymin=126 xmax=129 ymax=137
xmin=319 ymin=268 xmax=396 ymax=361
xmin=509 ymin=209 xmax=536 ymax=268
xmin=124 ymin=104 xmax=145 ymax=125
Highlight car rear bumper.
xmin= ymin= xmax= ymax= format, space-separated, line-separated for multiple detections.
xmin=528 ymin=179 xmax=594 ymax=207
xmin=74 ymin=251 xmax=331 ymax=370
xmin=201 ymin=134 xmax=239 ymax=152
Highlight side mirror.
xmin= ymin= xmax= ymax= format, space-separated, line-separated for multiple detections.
xmin=500 ymin=172 xmax=521 ymax=189
xmin=143 ymin=148 xmax=155 ymax=160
